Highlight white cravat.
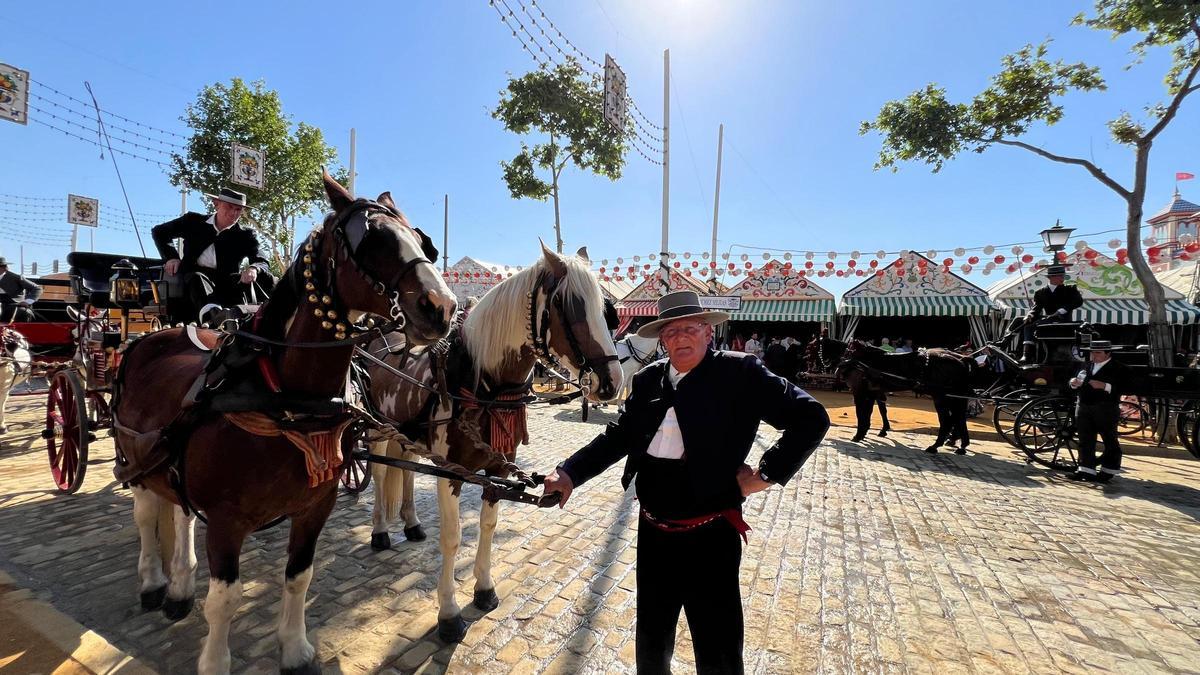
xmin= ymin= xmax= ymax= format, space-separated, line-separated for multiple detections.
xmin=646 ymin=365 xmax=689 ymax=459
xmin=194 ymin=215 xmax=228 ymax=269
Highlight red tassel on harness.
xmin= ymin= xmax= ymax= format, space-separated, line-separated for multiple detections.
xmin=459 ymin=387 xmax=529 ymax=459
xmin=251 ymin=310 xmax=283 ymax=394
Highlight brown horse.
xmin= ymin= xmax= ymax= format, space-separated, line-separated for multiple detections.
xmin=111 ymin=173 xmax=456 ymax=675
xmin=364 ymin=243 xmax=621 ymax=642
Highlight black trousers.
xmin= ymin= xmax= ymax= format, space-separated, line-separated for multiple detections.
xmin=636 ymin=517 xmax=744 ymax=675
xmin=1076 ymin=401 xmax=1122 ymax=472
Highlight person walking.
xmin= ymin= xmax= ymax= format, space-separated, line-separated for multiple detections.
xmin=1068 ymin=340 xmax=1132 ymax=483
xmin=542 ymin=291 xmax=830 ymax=674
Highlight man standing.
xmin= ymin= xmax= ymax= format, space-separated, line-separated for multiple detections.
xmin=542 ymin=291 xmax=830 ymax=673
xmin=1068 ymin=340 xmax=1132 ymax=483
xmin=743 ymin=331 xmax=763 ymax=358
xmin=1021 ymin=265 xmax=1083 ymax=362
xmin=0 ymin=257 xmax=42 ymax=323
xmin=151 ymin=187 xmax=270 ymax=323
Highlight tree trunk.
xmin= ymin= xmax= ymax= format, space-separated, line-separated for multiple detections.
xmin=1127 ymin=142 xmax=1172 ymax=368
xmin=549 ymin=131 xmax=563 ymax=254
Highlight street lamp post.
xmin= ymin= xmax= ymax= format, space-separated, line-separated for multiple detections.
xmin=1039 ymin=219 xmax=1075 ymax=256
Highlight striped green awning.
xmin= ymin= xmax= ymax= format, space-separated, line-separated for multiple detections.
xmin=839 ymin=295 xmax=994 ymax=317
xmin=995 ymin=297 xmax=1200 ymax=325
xmin=732 ymin=299 xmax=835 ymax=322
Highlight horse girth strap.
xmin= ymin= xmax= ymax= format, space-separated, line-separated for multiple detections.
xmin=225 ymin=412 xmax=353 ymax=487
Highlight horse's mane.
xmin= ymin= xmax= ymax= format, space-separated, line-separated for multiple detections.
xmin=461 ymin=253 xmax=605 ymax=378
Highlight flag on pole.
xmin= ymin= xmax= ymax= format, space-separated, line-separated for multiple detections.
xmin=1177 ymin=172 xmax=1195 ymax=180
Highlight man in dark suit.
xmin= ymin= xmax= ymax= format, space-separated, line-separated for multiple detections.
xmin=542 ymin=290 xmax=830 ymax=674
xmin=151 ymin=187 xmax=270 ymax=323
xmin=0 ymin=256 xmax=42 ymax=323
xmin=1068 ymin=340 xmax=1132 ymax=483
xmin=1021 ymin=265 xmax=1084 ymax=362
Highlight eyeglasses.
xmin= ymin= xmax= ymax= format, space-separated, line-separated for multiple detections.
xmin=660 ymin=323 xmax=707 ymax=341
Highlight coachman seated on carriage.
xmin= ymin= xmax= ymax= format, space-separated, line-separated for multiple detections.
xmin=1019 ymin=264 xmax=1083 ymax=363
xmin=151 ymin=187 xmax=275 ymax=326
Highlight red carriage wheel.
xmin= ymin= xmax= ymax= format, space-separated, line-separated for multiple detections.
xmin=45 ymin=370 xmax=90 ymax=494
xmin=340 ymin=420 xmax=371 ymax=495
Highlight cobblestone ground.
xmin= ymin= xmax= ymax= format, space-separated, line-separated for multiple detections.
xmin=1 ymin=391 xmax=1199 ymax=674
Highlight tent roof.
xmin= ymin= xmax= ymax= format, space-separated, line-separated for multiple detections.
xmin=1147 ymin=190 xmax=1200 ymax=223
xmin=1157 ymin=261 xmax=1200 ymax=303
xmin=989 ymin=248 xmax=1183 ymax=301
xmin=621 ymin=269 xmax=710 ymax=301
xmin=727 ymin=259 xmax=833 ymax=300
xmin=842 ymin=251 xmax=989 ymax=299
xmin=450 ymin=256 xmax=512 ymax=274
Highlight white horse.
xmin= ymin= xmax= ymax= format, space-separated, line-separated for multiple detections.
xmin=366 ymin=243 xmax=622 ymax=642
xmin=614 ymin=333 xmax=662 ymax=399
xmin=0 ymin=327 xmax=31 ymax=434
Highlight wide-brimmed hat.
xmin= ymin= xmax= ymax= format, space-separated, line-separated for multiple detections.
xmin=1046 ymin=265 xmax=1068 ymax=277
xmin=1082 ymin=339 xmax=1113 ymax=352
xmin=205 ymin=187 xmax=248 ymax=207
xmin=0 ymin=257 xmax=9 ymax=267
xmin=636 ymin=290 xmax=729 ymax=338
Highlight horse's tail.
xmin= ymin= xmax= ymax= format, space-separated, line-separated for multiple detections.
xmin=373 ymin=440 xmax=407 ymax=523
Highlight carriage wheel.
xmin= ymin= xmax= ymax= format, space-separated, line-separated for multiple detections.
xmin=45 ymin=370 xmax=90 ymax=494
xmin=1116 ymin=397 xmax=1149 ymax=437
xmin=1177 ymin=401 xmax=1199 ymax=459
xmin=1012 ymin=394 xmax=1078 ymax=472
xmin=340 ymin=420 xmax=371 ymax=495
xmin=991 ymin=389 xmax=1039 ymax=448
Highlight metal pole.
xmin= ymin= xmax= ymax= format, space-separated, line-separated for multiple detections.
xmin=71 ymin=224 xmax=78 ymax=253
xmin=348 ymin=128 xmax=357 ymax=196
xmin=19 ymin=246 xmax=24 ymax=277
xmin=90 ymin=229 xmax=94 ymax=252
xmin=709 ymin=123 xmax=724 ymax=294
xmin=659 ymin=48 xmax=671 ymax=296
xmin=181 ymin=188 xmax=187 ymax=215
xmin=443 ymin=194 xmax=449 ymax=273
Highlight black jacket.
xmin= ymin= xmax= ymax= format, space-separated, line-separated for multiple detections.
xmin=1032 ymin=283 xmax=1083 ymax=320
xmin=560 ymin=349 xmax=830 ymax=512
xmin=0 ymin=271 xmax=41 ymax=303
xmin=151 ymin=212 xmax=269 ymax=276
xmin=1076 ymin=358 xmax=1133 ymax=406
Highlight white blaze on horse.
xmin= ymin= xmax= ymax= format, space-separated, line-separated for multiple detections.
xmin=614 ymin=333 xmax=662 ymax=399
xmin=0 ymin=327 xmax=32 ymax=434
xmin=365 ymin=242 xmax=622 ymax=643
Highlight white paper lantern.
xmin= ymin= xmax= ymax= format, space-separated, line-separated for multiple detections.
xmin=827 ymin=251 xmax=837 ymax=260
xmin=876 ymin=250 xmax=887 ymax=259
xmin=701 ymin=252 xmax=709 ymax=259
xmin=1011 ymin=246 xmax=1023 ymax=255
xmin=633 ymin=255 xmax=641 ymax=262
xmin=960 ymin=264 xmax=972 ymax=273
xmin=1108 ymin=238 xmax=1121 ymax=248
xmin=601 ymin=259 xmax=608 ymax=266
xmin=649 ymin=254 xmax=657 ymax=261
xmin=983 ymin=245 xmax=995 ymax=255
xmin=954 ymin=248 xmax=965 ymax=257
xmin=850 ymin=250 xmax=861 ymax=259
xmin=762 ymin=252 xmax=771 ymax=260
xmin=982 ymin=268 xmax=991 ymax=276
xmin=1074 ymin=240 xmax=1088 ymax=251
xmin=805 ymin=252 xmax=815 ymax=260
xmin=683 ymin=252 xmax=691 ymax=259
xmin=1143 ymin=237 xmax=1156 ymax=247
xmin=925 ymin=249 xmax=937 ymax=258
xmin=616 ymin=257 xmax=624 ymax=264
xmin=740 ymin=254 xmax=749 ymax=261
xmin=782 ymin=252 xmax=792 ymax=260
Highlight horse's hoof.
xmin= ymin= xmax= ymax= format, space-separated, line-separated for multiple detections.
xmin=162 ymin=596 xmax=194 ymax=621
xmin=954 ymin=447 xmax=968 ymax=455
xmin=924 ymin=446 xmax=938 ymax=454
xmin=878 ymin=429 xmax=889 ymax=437
xmin=473 ymin=587 xmax=499 ymax=611
xmin=849 ymin=435 xmax=864 ymax=443
xmin=437 ymin=615 xmax=468 ymax=643
xmin=403 ymin=525 xmax=427 ymax=542
xmin=281 ymin=659 xmax=322 ymax=675
xmin=370 ymin=532 xmax=392 ymax=550
xmin=140 ymin=586 xmax=166 ymax=611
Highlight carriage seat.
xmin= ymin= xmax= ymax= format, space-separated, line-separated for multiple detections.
xmin=1033 ymin=321 xmax=1084 ymax=342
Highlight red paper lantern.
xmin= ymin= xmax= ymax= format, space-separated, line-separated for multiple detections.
xmin=644 ymin=264 xmax=651 ymax=270
xmin=917 ymin=258 xmax=928 ymax=267
xmin=710 ymin=261 xmax=717 ymax=268
xmin=836 ymin=270 xmax=844 ymax=277
xmin=729 ymin=263 xmax=736 ymax=270
xmin=968 ymin=256 xmax=979 ymax=264
xmin=745 ymin=262 xmax=753 ymax=269
xmin=869 ymin=259 xmax=878 ymax=267
xmin=691 ymin=261 xmax=699 ymax=268
xmin=825 ymin=261 xmax=835 ymax=269
xmin=1021 ymin=254 xmax=1033 ymax=263
xmin=993 ymin=255 xmax=1005 ymax=264
xmin=804 ymin=261 xmax=814 ymax=269
xmin=1083 ymin=249 xmax=1098 ymax=260
xmin=599 ymin=267 xmax=606 ymax=273
xmin=674 ymin=261 xmax=681 ymax=268
xmin=1186 ymin=242 xmax=1200 ymax=253
xmin=918 ymin=268 xmax=927 ymax=275
xmin=875 ymin=270 xmax=884 ymax=277
xmin=943 ymin=258 xmax=954 ymax=267
xmin=1116 ymin=248 xmax=1128 ymax=258
xmin=847 ymin=259 xmax=857 ymax=268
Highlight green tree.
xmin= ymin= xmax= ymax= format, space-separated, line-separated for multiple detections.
xmin=168 ymin=78 xmax=344 ymax=268
xmin=492 ymin=58 xmax=628 ymax=253
xmin=860 ymin=1 xmax=1200 ymax=367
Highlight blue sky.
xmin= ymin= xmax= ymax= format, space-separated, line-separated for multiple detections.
xmin=3 ymin=0 xmax=1196 ymax=296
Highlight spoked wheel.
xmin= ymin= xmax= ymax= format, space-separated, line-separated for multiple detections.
xmin=45 ymin=370 xmax=90 ymax=494
xmin=340 ymin=420 xmax=371 ymax=495
xmin=1116 ymin=397 xmax=1150 ymax=437
xmin=991 ymin=389 xmax=1040 ymax=448
xmin=1013 ymin=394 xmax=1079 ymax=472
xmin=1178 ymin=401 xmax=1199 ymax=459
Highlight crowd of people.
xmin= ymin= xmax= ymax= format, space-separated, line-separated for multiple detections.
xmin=722 ymin=332 xmax=809 ymax=382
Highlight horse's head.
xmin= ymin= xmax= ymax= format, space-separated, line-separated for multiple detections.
xmin=531 ymin=243 xmax=622 ymax=401
xmin=316 ymin=172 xmax=456 ymax=344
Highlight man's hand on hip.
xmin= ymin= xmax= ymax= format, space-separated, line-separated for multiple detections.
xmin=164 ymin=259 xmax=181 ymax=276
xmin=240 ymin=267 xmax=259 ymax=284
xmin=542 ymin=469 xmax=574 ymax=508
xmin=737 ymin=463 xmax=773 ymax=497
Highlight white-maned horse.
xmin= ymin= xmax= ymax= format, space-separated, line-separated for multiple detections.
xmin=0 ymin=327 xmax=31 ymax=434
xmin=614 ymin=333 xmax=662 ymax=399
xmin=364 ymin=243 xmax=622 ymax=643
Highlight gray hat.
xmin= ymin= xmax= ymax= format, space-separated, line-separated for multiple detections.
xmin=1082 ymin=339 xmax=1113 ymax=352
xmin=0 ymin=257 xmax=8 ymax=267
xmin=1046 ymin=265 xmax=1068 ymax=276
xmin=205 ymin=187 xmax=248 ymax=207
xmin=636 ymin=290 xmax=729 ymax=338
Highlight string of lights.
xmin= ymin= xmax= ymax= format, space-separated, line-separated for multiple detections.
xmin=0 ymin=227 xmax=73 ymax=247
xmin=490 ymin=0 xmax=553 ymax=69
xmin=29 ymin=92 xmax=186 ymax=150
xmin=29 ymin=104 xmax=174 ymax=157
xmin=31 ymin=118 xmax=172 ymax=169
xmin=0 ymin=200 xmax=171 ymax=229
xmin=32 ymin=78 xmax=188 ymax=140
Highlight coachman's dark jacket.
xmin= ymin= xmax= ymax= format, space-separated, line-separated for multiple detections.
xmin=559 ymin=349 xmax=830 ymax=514
xmin=1031 ymin=283 xmax=1084 ymax=320
xmin=1076 ymin=358 xmax=1134 ymax=406
xmin=151 ymin=212 xmax=269 ymax=276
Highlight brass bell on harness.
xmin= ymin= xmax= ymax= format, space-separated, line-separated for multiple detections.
xmin=305 ymin=282 xmax=316 ymax=292
xmin=308 ymin=294 xmax=319 ymax=304
xmin=321 ymin=295 xmax=333 ymax=305
xmin=304 ymin=242 xmax=314 ymax=253
xmin=321 ymin=320 xmax=334 ymax=330
xmin=313 ymin=308 xmax=324 ymax=318
xmin=334 ymin=332 xmax=347 ymax=340
xmin=303 ymin=269 xmax=313 ymax=279
xmin=303 ymin=255 xmax=313 ymax=264
xmin=366 ymin=318 xmax=376 ymax=328
xmin=326 ymin=310 xmax=338 ymax=320
xmin=335 ymin=322 xmax=347 ymax=332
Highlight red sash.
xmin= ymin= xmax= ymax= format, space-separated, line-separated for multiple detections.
xmin=640 ymin=507 xmax=751 ymax=543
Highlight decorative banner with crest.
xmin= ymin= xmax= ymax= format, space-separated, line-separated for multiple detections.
xmin=230 ymin=143 xmax=266 ymax=190
xmin=603 ymin=54 xmax=628 ymax=132
xmin=67 ymin=194 xmax=99 ymax=227
xmin=0 ymin=63 xmax=30 ymax=125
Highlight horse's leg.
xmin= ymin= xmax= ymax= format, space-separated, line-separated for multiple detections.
xmin=436 ymin=477 xmax=467 ymax=642
xmin=197 ymin=522 xmax=248 ymax=675
xmin=0 ymin=366 xmax=10 ymax=433
xmin=877 ymin=398 xmax=891 ymax=436
xmin=132 ymin=486 xmax=168 ymax=610
xmin=471 ymin=499 xmax=500 ymax=611
xmin=278 ymin=489 xmax=337 ymax=675
xmin=399 ymin=450 xmax=424 ymax=541
xmin=163 ymin=505 xmax=198 ymax=620
xmin=926 ymin=395 xmax=951 ymax=453
xmin=953 ymin=398 xmax=970 ymax=455
xmin=850 ymin=391 xmax=873 ymax=443
xmin=370 ymin=439 xmax=398 ymax=550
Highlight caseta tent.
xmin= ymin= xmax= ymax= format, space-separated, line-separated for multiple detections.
xmin=727 ymin=260 xmax=835 ymax=324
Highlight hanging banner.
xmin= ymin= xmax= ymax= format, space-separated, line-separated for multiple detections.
xmin=67 ymin=194 xmax=99 ymax=227
xmin=230 ymin=143 xmax=266 ymax=190
xmin=699 ymin=295 xmax=741 ymax=310
xmin=0 ymin=63 xmax=30 ymax=125
xmin=603 ymin=54 xmax=628 ymax=132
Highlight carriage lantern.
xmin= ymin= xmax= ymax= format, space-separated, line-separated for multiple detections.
xmin=109 ymin=259 xmax=141 ymax=308
xmin=1039 ymin=220 xmax=1075 ymax=253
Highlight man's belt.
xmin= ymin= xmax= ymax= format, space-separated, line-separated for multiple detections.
xmin=640 ymin=507 xmax=751 ymax=543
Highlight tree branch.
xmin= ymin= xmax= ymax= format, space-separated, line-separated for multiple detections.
xmin=993 ymin=139 xmax=1131 ymax=199
xmin=1144 ymin=55 xmax=1200 ymax=142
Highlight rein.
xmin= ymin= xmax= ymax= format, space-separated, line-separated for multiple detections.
xmin=619 ymin=337 xmax=662 ymax=367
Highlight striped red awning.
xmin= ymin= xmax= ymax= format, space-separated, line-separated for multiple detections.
xmin=614 ymin=316 xmax=635 ymax=338
xmin=616 ymin=300 xmax=659 ymax=317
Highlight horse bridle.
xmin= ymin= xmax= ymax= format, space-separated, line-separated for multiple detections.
xmin=331 ymin=199 xmax=438 ymax=322
xmin=526 ymin=272 xmax=618 ymax=388
xmin=619 ymin=336 xmax=662 ymax=367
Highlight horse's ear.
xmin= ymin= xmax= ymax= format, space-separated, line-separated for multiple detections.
xmin=323 ymin=168 xmax=353 ymax=212
xmin=541 ymin=239 xmax=568 ymax=278
xmin=376 ymin=191 xmax=397 ymax=211
xmin=576 ymin=246 xmax=589 ymax=263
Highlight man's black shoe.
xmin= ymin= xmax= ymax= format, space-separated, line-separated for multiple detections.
xmin=1095 ymin=472 xmax=1115 ymax=483
xmin=1067 ymin=471 xmax=1096 ymax=482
